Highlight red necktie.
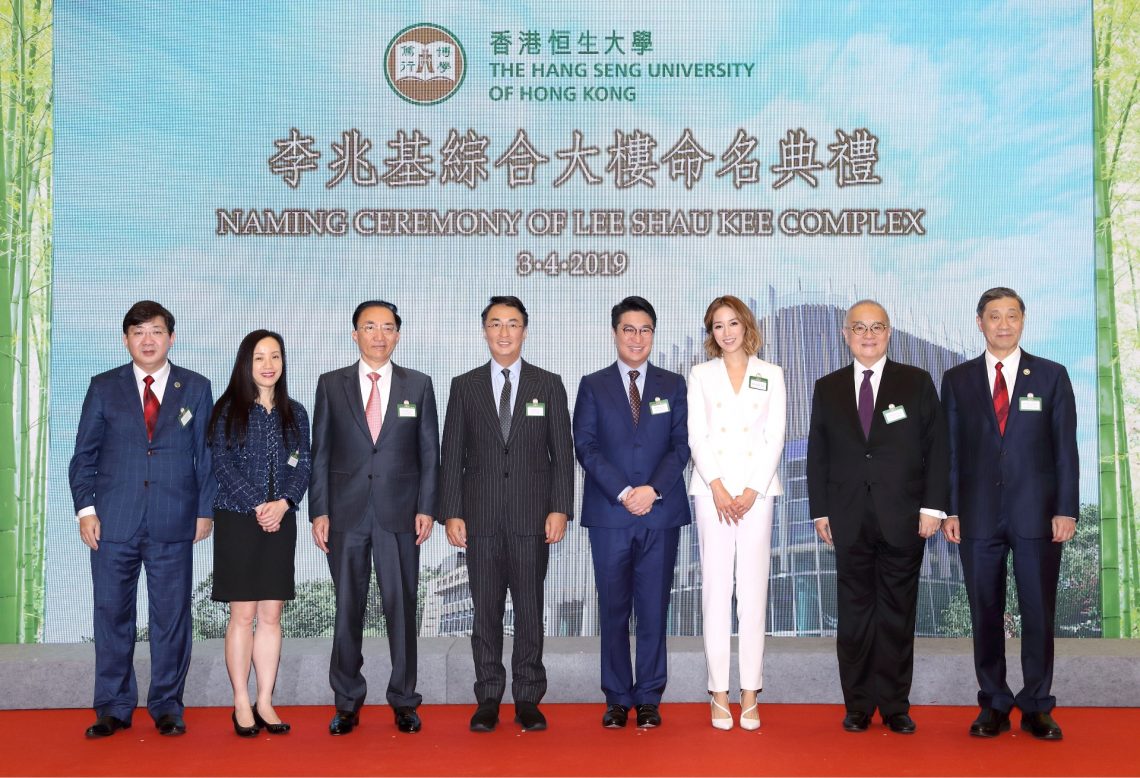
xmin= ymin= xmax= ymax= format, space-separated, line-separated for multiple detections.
xmin=143 ymin=375 xmax=160 ymax=441
xmin=993 ymin=362 xmax=1009 ymax=436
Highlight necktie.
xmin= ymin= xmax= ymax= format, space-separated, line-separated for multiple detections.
xmin=993 ymin=362 xmax=1009 ymax=436
xmin=498 ymin=368 xmax=512 ymax=441
xmin=628 ymin=369 xmax=641 ymax=427
xmin=142 ymin=375 xmax=160 ymax=441
xmin=365 ymin=372 xmax=383 ymax=443
xmin=858 ymin=369 xmax=874 ymax=439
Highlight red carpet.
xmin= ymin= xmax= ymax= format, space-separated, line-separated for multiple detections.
xmin=0 ymin=704 xmax=1135 ymax=777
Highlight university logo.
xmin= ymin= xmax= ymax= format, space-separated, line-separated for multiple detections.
xmin=384 ymin=23 xmax=466 ymax=105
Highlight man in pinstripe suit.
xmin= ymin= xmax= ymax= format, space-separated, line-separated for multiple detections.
xmin=440 ymin=296 xmax=575 ymax=733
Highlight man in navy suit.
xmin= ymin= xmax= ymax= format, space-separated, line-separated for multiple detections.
xmin=941 ymin=287 xmax=1078 ymax=740
xmin=573 ymin=296 xmax=691 ymax=729
xmin=69 ymin=300 xmax=216 ymax=738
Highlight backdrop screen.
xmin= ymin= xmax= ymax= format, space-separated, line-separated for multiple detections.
xmin=47 ymin=1 xmax=1097 ymax=641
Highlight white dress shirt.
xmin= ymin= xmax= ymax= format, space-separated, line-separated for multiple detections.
xmin=490 ymin=357 xmax=521 ymax=413
xmin=984 ymin=348 xmax=1021 ymax=399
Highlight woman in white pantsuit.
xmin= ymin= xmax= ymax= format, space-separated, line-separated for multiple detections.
xmin=687 ymin=295 xmax=786 ymax=731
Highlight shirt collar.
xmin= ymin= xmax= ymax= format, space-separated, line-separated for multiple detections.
xmin=490 ymin=358 xmax=521 ymax=380
xmin=984 ymin=347 xmax=1021 ymax=372
xmin=358 ymin=359 xmax=392 ymax=380
xmin=853 ymin=355 xmax=887 ymax=377
xmin=132 ymin=360 xmax=171 ymax=384
xmin=617 ymin=357 xmax=648 ymax=376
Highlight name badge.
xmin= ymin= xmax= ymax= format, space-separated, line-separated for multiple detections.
xmin=287 ymin=450 xmax=300 ymax=468
xmin=649 ymin=397 xmax=670 ymax=415
xmin=882 ymin=404 xmax=907 ymax=424
xmin=397 ymin=401 xmax=417 ymax=418
xmin=526 ymin=400 xmax=546 ymax=417
xmin=179 ymin=407 xmax=193 ymax=426
xmin=748 ymin=375 xmax=768 ymax=391
xmin=1019 ymin=394 xmax=1043 ymax=412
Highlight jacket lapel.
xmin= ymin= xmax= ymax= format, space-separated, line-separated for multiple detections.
xmin=472 ymin=362 xmax=503 ymax=439
xmin=604 ymin=362 xmax=636 ymax=433
xmin=375 ymin=362 xmax=405 ymax=446
xmin=967 ymin=354 xmax=1000 ymax=437
xmin=507 ymin=361 xmax=538 ymax=444
xmin=119 ymin=365 xmax=150 ymax=442
xmin=841 ymin=363 xmax=867 ymax=442
xmin=155 ymin=364 xmax=186 ymax=438
xmin=341 ymin=363 xmax=373 ymax=443
xmin=1002 ymin=351 xmax=1034 ymax=438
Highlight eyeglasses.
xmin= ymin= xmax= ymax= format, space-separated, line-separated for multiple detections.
xmin=848 ymin=322 xmax=889 ymax=336
xmin=620 ymin=325 xmax=655 ymax=338
xmin=485 ymin=321 xmax=523 ymax=332
xmin=358 ymin=323 xmax=398 ymax=335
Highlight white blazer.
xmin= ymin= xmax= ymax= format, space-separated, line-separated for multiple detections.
xmin=687 ymin=356 xmax=786 ymax=497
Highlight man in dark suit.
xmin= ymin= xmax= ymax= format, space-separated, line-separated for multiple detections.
xmin=69 ymin=300 xmax=216 ymax=738
xmin=807 ymin=299 xmax=948 ymax=735
xmin=941 ymin=287 xmax=1078 ymax=741
xmin=309 ymin=300 xmax=439 ymax=736
xmin=440 ymin=295 xmax=574 ymax=733
xmin=573 ymin=296 xmax=690 ymax=729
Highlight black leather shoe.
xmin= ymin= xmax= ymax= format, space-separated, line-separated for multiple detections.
xmin=602 ymin=704 xmax=629 ymax=728
xmin=252 ymin=705 xmax=290 ymax=735
xmin=514 ymin=701 xmax=547 ymax=732
xmin=636 ymin=704 xmax=661 ymax=728
xmin=155 ymin=713 xmax=186 ymax=736
xmin=232 ymin=710 xmax=260 ymax=738
xmin=85 ymin=715 xmax=130 ymax=738
xmin=969 ymin=707 xmax=1011 ymax=738
xmin=469 ymin=701 xmax=499 ymax=733
xmin=1021 ymin=711 xmax=1063 ymax=740
xmin=394 ymin=706 xmax=422 ymax=733
xmin=329 ymin=709 xmax=359 ymax=736
xmin=842 ymin=711 xmax=871 ymax=732
xmin=884 ymin=713 xmax=916 ymax=734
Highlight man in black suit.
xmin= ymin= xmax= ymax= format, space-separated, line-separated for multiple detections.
xmin=309 ymin=300 xmax=439 ymax=736
xmin=440 ymin=295 xmax=575 ymax=733
xmin=806 ymin=300 xmax=948 ymax=734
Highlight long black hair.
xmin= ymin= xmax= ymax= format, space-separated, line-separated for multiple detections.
xmin=208 ymin=330 xmax=299 ymax=449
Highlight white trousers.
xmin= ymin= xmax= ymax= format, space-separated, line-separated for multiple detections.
xmin=694 ymin=495 xmax=774 ymax=692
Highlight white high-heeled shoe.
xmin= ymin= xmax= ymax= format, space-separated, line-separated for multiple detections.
xmin=710 ymin=694 xmax=733 ymax=730
xmin=740 ymin=690 xmax=761 ymax=731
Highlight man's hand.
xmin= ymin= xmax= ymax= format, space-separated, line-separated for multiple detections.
xmin=194 ymin=518 xmax=213 ymax=544
xmin=622 ymin=485 xmax=656 ymax=516
xmin=545 ymin=512 xmax=568 ymax=544
xmin=446 ymin=518 xmax=467 ymax=549
xmin=79 ymin=514 xmax=101 ymax=551
xmin=254 ymin=499 xmax=289 ymax=533
xmin=414 ymin=513 xmax=434 ymax=546
xmin=1052 ymin=516 xmax=1077 ymax=543
xmin=311 ymin=515 xmax=330 ymax=553
xmin=814 ymin=517 xmax=833 ymax=546
xmin=918 ymin=513 xmax=941 ymax=540
xmin=942 ymin=516 xmax=961 ymax=544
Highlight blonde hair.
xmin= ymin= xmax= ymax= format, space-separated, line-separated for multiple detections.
xmin=702 ymin=295 xmax=762 ymax=358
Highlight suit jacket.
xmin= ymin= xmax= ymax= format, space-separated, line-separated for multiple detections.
xmin=308 ymin=361 xmax=439 ymax=532
xmin=687 ymin=356 xmax=785 ymax=498
xmin=439 ymin=360 xmax=574 ymax=535
xmin=574 ymin=362 xmax=691 ymax=530
xmin=68 ymin=362 xmax=216 ymax=543
xmin=806 ymin=360 xmax=949 ymax=548
xmin=942 ymin=351 xmax=1078 ymax=539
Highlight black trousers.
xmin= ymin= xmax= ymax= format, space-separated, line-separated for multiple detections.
xmin=833 ymin=505 xmax=924 ymax=718
xmin=326 ymin=508 xmax=421 ymax=711
xmin=466 ymin=533 xmax=549 ymax=704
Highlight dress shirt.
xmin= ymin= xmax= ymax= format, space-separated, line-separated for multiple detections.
xmin=616 ymin=358 xmax=653 ymax=503
xmin=212 ymin=401 xmax=312 ymax=512
xmin=77 ymin=361 xmax=172 ymax=519
xmin=984 ymin=348 xmax=1020 ymax=399
xmin=358 ymin=359 xmax=393 ymax=422
xmin=815 ymin=356 xmax=944 ymax=522
xmin=490 ymin=357 xmax=521 ymax=413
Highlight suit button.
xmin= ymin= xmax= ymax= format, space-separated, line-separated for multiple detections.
xmin=147 ymin=449 xmax=154 ymax=456
xmin=1000 ymin=450 xmax=1007 ymax=458
xmin=503 ymin=448 xmax=509 ymax=455
xmin=716 ymin=402 xmax=721 ymax=408
xmin=504 ymin=471 xmax=509 ymax=478
xmin=144 ymin=480 xmax=149 ymax=487
xmin=368 ymin=475 xmax=373 ymax=480
xmin=996 ymin=481 xmax=1002 ymax=487
xmin=720 ymin=427 xmax=726 ymax=433
xmin=865 ymin=453 xmax=872 ymax=459
xmin=372 ymin=448 xmax=377 ymax=454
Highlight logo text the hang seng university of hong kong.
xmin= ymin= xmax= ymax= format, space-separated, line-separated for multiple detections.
xmin=384 ymin=24 xmax=466 ymax=105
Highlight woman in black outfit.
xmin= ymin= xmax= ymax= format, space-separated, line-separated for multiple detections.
xmin=209 ymin=330 xmax=310 ymax=736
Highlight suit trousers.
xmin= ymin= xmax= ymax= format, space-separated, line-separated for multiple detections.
xmin=90 ymin=522 xmax=193 ymax=722
xmin=695 ymin=496 xmax=774 ymax=692
xmin=589 ymin=524 xmax=681 ymax=708
xmin=959 ymin=525 xmax=1062 ymax=714
xmin=327 ymin=507 xmax=422 ymax=711
xmin=833 ymin=503 xmax=924 ymax=718
xmin=466 ymin=533 xmax=550 ymax=704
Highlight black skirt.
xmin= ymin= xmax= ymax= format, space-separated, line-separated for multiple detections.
xmin=211 ymin=507 xmax=297 ymax=602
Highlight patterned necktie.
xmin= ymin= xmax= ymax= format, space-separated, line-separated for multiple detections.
xmin=365 ymin=372 xmax=382 ymax=443
xmin=628 ymin=369 xmax=641 ymax=427
xmin=858 ymin=369 xmax=874 ymax=439
xmin=142 ymin=375 xmax=160 ymax=441
xmin=993 ymin=362 xmax=1009 ymax=436
xmin=499 ymin=368 xmax=513 ymax=441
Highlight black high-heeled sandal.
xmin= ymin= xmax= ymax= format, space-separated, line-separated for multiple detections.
xmin=253 ymin=704 xmax=291 ymax=735
xmin=232 ymin=709 xmax=260 ymax=738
